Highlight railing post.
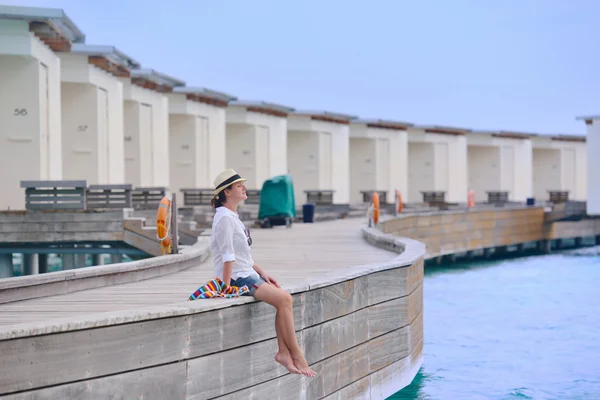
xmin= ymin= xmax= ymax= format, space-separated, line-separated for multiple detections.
xmin=171 ymin=193 xmax=178 ymax=254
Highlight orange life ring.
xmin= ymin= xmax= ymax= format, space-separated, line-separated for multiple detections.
xmin=467 ymin=190 xmax=475 ymax=208
xmin=156 ymin=195 xmax=172 ymax=254
xmin=396 ymin=190 xmax=403 ymax=214
xmin=372 ymin=192 xmax=380 ymax=225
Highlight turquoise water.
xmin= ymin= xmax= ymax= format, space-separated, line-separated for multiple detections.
xmin=390 ymin=251 xmax=600 ymax=400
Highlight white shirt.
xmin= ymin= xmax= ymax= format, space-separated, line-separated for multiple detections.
xmin=210 ymin=206 xmax=258 ymax=281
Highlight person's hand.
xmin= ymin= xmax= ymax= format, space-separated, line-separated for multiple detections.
xmin=262 ymin=274 xmax=281 ymax=288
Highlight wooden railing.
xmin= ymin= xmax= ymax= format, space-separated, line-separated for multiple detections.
xmin=486 ymin=191 xmax=509 ymax=206
xmin=304 ymin=190 xmax=335 ymax=205
xmin=245 ymin=189 xmax=261 ymax=205
xmin=131 ymin=187 xmax=167 ymax=210
xmin=87 ymin=184 xmax=133 ymax=209
xmin=20 ymin=180 xmax=87 ymax=210
xmin=360 ymin=190 xmax=387 ymax=204
xmin=19 ymin=181 xmax=164 ymax=211
xmin=181 ymin=188 xmax=214 ymax=206
xmin=548 ymin=190 xmax=569 ymax=204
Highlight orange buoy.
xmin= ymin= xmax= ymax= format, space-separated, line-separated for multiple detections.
xmin=156 ymin=195 xmax=172 ymax=255
xmin=372 ymin=192 xmax=380 ymax=225
xmin=396 ymin=190 xmax=403 ymax=214
xmin=467 ymin=189 xmax=475 ymax=209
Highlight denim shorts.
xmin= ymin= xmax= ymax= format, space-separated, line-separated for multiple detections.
xmin=230 ymin=274 xmax=266 ymax=296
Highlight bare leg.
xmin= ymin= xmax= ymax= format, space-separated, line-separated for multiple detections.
xmin=275 ymin=310 xmax=300 ymax=374
xmin=254 ymin=283 xmax=316 ymax=377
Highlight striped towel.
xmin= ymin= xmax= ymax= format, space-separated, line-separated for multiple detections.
xmin=188 ymin=277 xmax=250 ymax=300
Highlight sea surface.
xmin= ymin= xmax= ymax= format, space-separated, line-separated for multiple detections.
xmin=390 ymin=248 xmax=600 ymax=400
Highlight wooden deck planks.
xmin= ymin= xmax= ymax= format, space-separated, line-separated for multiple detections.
xmin=0 ymin=218 xmax=397 ymax=326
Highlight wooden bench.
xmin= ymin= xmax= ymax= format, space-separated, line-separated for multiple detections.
xmin=131 ymin=187 xmax=167 ymax=210
xmin=360 ymin=190 xmax=388 ymax=204
xmin=20 ymin=180 xmax=87 ymax=211
xmin=181 ymin=188 xmax=214 ymax=206
xmin=245 ymin=189 xmax=261 ymax=205
xmin=86 ymin=184 xmax=133 ymax=209
xmin=548 ymin=190 xmax=569 ymax=204
xmin=304 ymin=190 xmax=335 ymax=205
xmin=486 ymin=191 xmax=509 ymax=205
xmin=421 ymin=191 xmax=445 ymax=205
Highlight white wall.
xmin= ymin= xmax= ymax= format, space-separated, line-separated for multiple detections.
xmin=226 ymin=107 xmax=288 ymax=185
xmin=533 ymin=148 xmax=560 ymax=201
xmin=349 ymin=125 xmax=408 ymax=204
xmin=0 ymin=21 xmax=62 ymax=210
xmin=61 ymin=83 xmax=99 ymax=182
xmin=317 ymin=120 xmax=350 ymax=204
xmin=226 ymin=124 xmax=257 ymax=188
xmin=121 ymin=80 xmax=169 ymax=187
xmin=167 ymin=93 xmax=227 ymax=188
xmin=532 ymin=138 xmax=587 ymax=201
xmin=408 ymin=129 xmax=468 ymax=203
xmin=349 ymin=138 xmax=376 ymax=203
xmin=467 ymin=134 xmax=533 ymax=201
xmin=287 ymin=131 xmax=319 ymax=206
xmin=60 ymin=54 xmax=125 ymax=184
xmin=467 ymin=146 xmax=500 ymax=202
xmin=586 ymin=120 xmax=600 ymax=215
xmin=407 ymin=142 xmax=434 ymax=203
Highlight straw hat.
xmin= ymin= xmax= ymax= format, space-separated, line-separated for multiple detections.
xmin=213 ymin=168 xmax=247 ymax=196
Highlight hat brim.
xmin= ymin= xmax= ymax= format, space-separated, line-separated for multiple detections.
xmin=214 ymin=177 xmax=247 ymax=196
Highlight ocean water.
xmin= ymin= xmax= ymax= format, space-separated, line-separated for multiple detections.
xmin=390 ymin=250 xmax=600 ymax=400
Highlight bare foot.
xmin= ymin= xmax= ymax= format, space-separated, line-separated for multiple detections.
xmin=292 ymin=356 xmax=317 ymax=378
xmin=275 ymin=351 xmax=301 ymax=374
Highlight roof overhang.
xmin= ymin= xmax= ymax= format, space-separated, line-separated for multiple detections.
xmin=70 ymin=44 xmax=140 ymax=78
xmin=550 ymin=134 xmax=586 ymax=143
xmin=0 ymin=5 xmax=85 ymax=51
xmin=173 ymin=86 xmax=238 ymax=108
xmin=415 ymin=124 xmax=471 ymax=135
xmin=492 ymin=130 xmax=536 ymax=139
xmin=292 ymin=110 xmax=358 ymax=125
xmin=229 ymin=100 xmax=295 ymax=118
xmin=355 ymin=118 xmax=414 ymax=131
xmin=130 ymin=68 xmax=185 ymax=93
xmin=576 ymin=115 xmax=600 ymax=125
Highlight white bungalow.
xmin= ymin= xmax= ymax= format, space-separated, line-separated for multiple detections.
xmin=167 ymin=87 xmax=237 ymax=198
xmin=406 ymin=125 xmax=469 ymax=204
xmin=531 ymin=133 xmax=587 ymax=202
xmin=225 ymin=101 xmax=295 ymax=191
xmin=0 ymin=5 xmax=84 ymax=210
xmin=577 ymin=116 xmax=599 ymax=215
xmin=59 ymin=44 xmax=138 ymax=185
xmin=120 ymin=68 xmax=185 ymax=188
xmin=287 ymin=111 xmax=357 ymax=207
xmin=349 ymin=119 xmax=412 ymax=205
xmin=466 ymin=130 xmax=533 ymax=202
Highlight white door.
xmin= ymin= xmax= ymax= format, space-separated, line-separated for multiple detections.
xmin=255 ymin=125 xmax=270 ymax=187
xmin=501 ymin=146 xmax=515 ymax=199
xmin=97 ymin=88 xmax=109 ymax=183
xmin=562 ymin=148 xmax=576 ymax=195
xmin=435 ymin=142 xmax=449 ymax=192
xmin=319 ymin=132 xmax=333 ymax=189
xmin=39 ymin=63 xmax=50 ymax=179
xmin=139 ymin=103 xmax=153 ymax=185
xmin=197 ymin=116 xmax=209 ymax=187
xmin=377 ymin=138 xmax=390 ymax=191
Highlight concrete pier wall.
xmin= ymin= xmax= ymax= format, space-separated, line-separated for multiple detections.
xmin=380 ymin=207 xmax=600 ymax=259
xmin=0 ymin=232 xmax=425 ymax=399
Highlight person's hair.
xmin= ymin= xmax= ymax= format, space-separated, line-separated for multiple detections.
xmin=211 ymin=184 xmax=232 ymax=208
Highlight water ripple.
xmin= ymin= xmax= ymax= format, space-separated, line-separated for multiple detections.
xmin=389 ymin=254 xmax=600 ymax=400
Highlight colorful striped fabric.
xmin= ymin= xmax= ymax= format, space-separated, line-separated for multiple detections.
xmin=188 ymin=277 xmax=250 ymax=300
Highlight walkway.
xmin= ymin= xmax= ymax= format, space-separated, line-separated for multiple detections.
xmin=0 ymin=218 xmax=397 ymax=327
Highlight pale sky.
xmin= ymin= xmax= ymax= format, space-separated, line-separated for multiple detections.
xmin=4 ymin=0 xmax=599 ymax=135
